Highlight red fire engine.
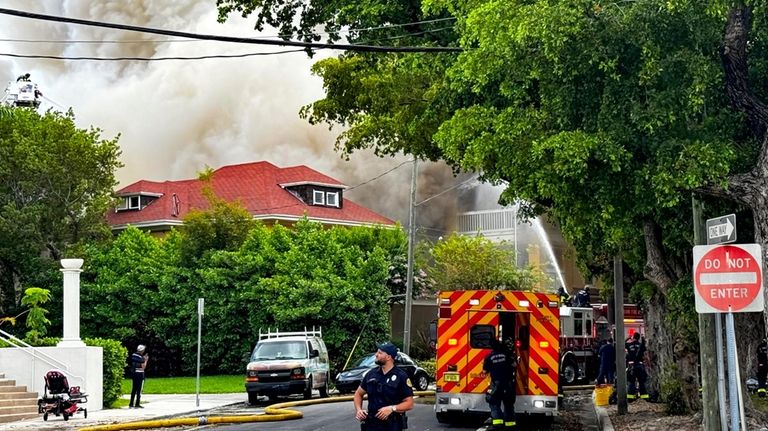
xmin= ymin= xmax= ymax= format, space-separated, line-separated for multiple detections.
xmin=559 ymin=303 xmax=644 ymax=385
xmin=434 ymin=290 xmax=560 ymax=423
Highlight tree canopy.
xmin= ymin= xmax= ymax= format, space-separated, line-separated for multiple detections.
xmin=217 ymin=0 xmax=768 ymax=413
xmin=0 ymin=108 xmax=121 ymax=315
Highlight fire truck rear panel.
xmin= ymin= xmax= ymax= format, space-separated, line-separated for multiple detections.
xmin=435 ymin=290 xmax=560 ymax=417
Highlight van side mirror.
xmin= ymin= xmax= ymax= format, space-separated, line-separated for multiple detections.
xmin=310 ymin=349 xmax=320 ymax=358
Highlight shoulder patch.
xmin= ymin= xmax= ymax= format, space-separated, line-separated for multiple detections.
xmin=406 ymin=378 xmax=412 ymax=388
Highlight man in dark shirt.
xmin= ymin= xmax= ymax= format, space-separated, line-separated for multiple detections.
xmin=483 ymin=338 xmax=517 ymax=429
xmin=625 ymin=333 xmax=647 ymax=400
xmin=128 ymin=344 xmax=148 ymax=408
xmin=354 ymin=342 xmax=414 ymax=431
xmin=596 ymin=338 xmax=616 ymax=384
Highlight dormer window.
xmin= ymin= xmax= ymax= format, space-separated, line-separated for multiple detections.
xmin=313 ymin=190 xmax=325 ymax=205
xmin=116 ymin=192 xmax=162 ymax=211
xmin=326 ymin=192 xmax=339 ymax=207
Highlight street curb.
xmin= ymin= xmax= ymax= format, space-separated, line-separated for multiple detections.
xmin=594 ymin=405 xmax=614 ymax=431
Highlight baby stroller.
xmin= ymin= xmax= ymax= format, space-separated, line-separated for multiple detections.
xmin=37 ymin=370 xmax=87 ymax=421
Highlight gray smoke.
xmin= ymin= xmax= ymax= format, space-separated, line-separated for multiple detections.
xmin=0 ymin=1 xmax=462 ymax=232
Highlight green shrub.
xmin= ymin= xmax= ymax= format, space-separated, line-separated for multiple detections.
xmin=85 ymin=338 xmax=127 ymax=407
xmin=420 ymin=359 xmax=435 ymax=380
xmin=660 ymin=365 xmax=687 ymax=415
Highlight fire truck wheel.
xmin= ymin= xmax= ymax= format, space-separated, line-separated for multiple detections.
xmin=562 ymin=362 xmax=578 ymax=385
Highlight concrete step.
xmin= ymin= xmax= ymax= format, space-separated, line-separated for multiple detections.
xmin=0 ymin=392 xmax=37 ymax=400
xmin=0 ymin=411 xmax=40 ymax=424
xmin=0 ymin=404 xmax=38 ymax=415
xmin=0 ymin=398 xmax=39 ymax=407
xmin=0 ymin=379 xmax=14 ymax=387
xmin=0 ymin=385 xmax=28 ymax=393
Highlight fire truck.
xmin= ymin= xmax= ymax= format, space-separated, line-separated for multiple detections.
xmin=434 ymin=290 xmax=560 ymax=424
xmin=559 ymin=303 xmax=644 ymax=385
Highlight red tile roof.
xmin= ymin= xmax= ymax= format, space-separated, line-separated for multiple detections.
xmin=107 ymin=161 xmax=395 ymax=230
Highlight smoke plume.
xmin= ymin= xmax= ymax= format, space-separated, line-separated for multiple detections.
xmin=0 ymin=0 xmax=462 ymax=232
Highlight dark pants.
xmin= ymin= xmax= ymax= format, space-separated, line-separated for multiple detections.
xmin=758 ymin=364 xmax=767 ymax=396
xmin=597 ymin=365 xmax=615 ymax=384
xmin=130 ymin=372 xmax=145 ymax=407
xmin=487 ymin=381 xmax=516 ymax=427
xmin=361 ymin=414 xmax=404 ymax=431
xmin=627 ymin=363 xmax=647 ymax=398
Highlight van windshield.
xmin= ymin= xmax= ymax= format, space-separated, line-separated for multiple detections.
xmin=251 ymin=341 xmax=307 ymax=360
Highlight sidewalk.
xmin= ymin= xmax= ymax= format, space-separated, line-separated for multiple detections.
xmin=0 ymin=393 xmax=247 ymax=431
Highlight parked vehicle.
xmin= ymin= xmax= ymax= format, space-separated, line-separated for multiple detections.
xmin=244 ymin=328 xmax=330 ymax=404
xmin=335 ymin=351 xmax=431 ymax=394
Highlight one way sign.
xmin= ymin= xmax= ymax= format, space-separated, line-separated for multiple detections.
xmin=706 ymin=214 xmax=737 ymax=245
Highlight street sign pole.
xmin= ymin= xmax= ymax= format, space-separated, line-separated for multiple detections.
xmin=196 ymin=298 xmax=204 ymax=408
xmin=725 ymin=309 xmax=743 ymax=431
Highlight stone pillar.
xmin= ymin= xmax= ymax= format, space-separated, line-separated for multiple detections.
xmin=57 ymin=258 xmax=86 ymax=347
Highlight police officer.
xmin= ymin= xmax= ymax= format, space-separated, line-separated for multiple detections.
xmin=483 ymin=338 xmax=516 ymax=429
xmin=354 ymin=342 xmax=414 ymax=430
xmin=625 ymin=333 xmax=648 ymax=400
xmin=758 ymin=338 xmax=768 ymax=397
xmin=128 ymin=344 xmax=149 ymax=408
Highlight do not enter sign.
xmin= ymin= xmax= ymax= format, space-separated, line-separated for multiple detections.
xmin=693 ymin=244 xmax=764 ymax=313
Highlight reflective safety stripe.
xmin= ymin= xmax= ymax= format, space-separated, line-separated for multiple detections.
xmin=492 ymin=419 xmax=504 ymax=425
xmin=759 ymin=388 xmax=767 ymax=393
xmin=627 ymin=394 xmax=636 ymax=399
xmin=505 ymin=421 xmax=517 ymax=426
xmin=640 ymin=394 xmax=649 ymax=399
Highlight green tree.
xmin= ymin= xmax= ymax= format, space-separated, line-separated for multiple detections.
xmin=0 ymin=108 xmax=121 ymax=315
xmin=216 ymin=0 xmax=768 ymax=412
xmin=20 ymin=287 xmax=51 ymax=344
xmin=428 ymin=233 xmax=540 ymax=291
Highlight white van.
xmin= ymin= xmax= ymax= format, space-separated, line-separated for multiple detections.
xmin=244 ymin=328 xmax=330 ymax=404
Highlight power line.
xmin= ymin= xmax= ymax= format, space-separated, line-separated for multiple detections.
xmin=345 ymin=160 xmax=413 ymax=192
xmin=0 ymin=8 xmax=462 ymax=53
xmin=0 ymin=48 xmax=309 ymax=61
xmin=416 ymin=176 xmax=478 ymax=207
xmin=0 ymin=17 xmax=457 ymax=44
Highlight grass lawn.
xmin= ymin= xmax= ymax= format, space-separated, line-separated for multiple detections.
xmin=121 ymin=374 xmax=244 ymax=394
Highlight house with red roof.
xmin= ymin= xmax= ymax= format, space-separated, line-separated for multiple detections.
xmin=107 ymin=161 xmax=395 ymax=232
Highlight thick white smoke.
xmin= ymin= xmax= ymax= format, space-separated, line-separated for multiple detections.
xmin=0 ymin=0 xmax=465 ymax=230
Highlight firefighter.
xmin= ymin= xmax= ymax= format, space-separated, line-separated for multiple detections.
xmin=354 ymin=342 xmax=413 ymax=431
xmin=758 ymin=338 xmax=768 ymax=397
xmin=625 ymin=332 xmax=648 ymax=400
xmin=556 ymin=286 xmax=571 ymax=306
xmin=483 ymin=338 xmax=517 ymax=429
xmin=573 ymin=285 xmax=592 ymax=307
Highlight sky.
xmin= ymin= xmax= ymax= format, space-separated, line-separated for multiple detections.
xmin=0 ymin=0 xmax=475 ymax=233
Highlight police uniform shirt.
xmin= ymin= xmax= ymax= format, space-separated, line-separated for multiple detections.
xmin=360 ymin=366 xmax=414 ymax=421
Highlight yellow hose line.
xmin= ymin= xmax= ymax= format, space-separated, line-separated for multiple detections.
xmin=77 ymin=391 xmax=435 ymax=431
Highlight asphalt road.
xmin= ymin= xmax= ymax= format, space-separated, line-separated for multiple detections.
xmin=207 ymin=391 xmax=597 ymax=431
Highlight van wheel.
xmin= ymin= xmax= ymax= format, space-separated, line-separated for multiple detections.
xmin=247 ymin=392 xmax=259 ymax=405
xmin=303 ymin=377 xmax=313 ymax=400
xmin=319 ymin=375 xmax=329 ymax=398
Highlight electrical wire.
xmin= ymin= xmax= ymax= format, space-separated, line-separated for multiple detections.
xmin=345 ymin=160 xmax=413 ymax=192
xmin=0 ymin=48 xmax=310 ymax=61
xmin=0 ymin=8 xmax=462 ymax=53
xmin=0 ymin=17 xmax=457 ymax=44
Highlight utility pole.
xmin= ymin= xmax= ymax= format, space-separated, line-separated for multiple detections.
xmin=614 ymin=254 xmax=627 ymax=415
xmin=693 ymin=195 xmax=723 ymax=431
xmin=403 ymin=158 xmax=417 ymax=354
